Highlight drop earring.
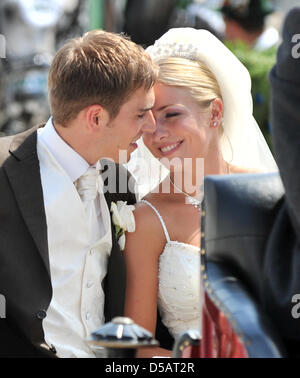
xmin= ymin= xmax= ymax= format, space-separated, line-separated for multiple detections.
xmin=213 ymin=121 xmax=217 ymax=127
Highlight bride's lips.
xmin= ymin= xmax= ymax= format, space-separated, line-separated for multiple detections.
xmin=158 ymin=140 xmax=184 ymax=156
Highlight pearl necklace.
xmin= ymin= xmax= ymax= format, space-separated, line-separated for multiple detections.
xmin=168 ymin=176 xmax=202 ymax=211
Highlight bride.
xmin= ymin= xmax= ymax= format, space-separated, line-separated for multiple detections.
xmin=124 ymin=28 xmax=277 ymax=358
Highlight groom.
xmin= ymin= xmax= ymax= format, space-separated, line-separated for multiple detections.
xmin=0 ymin=30 xmax=157 ymax=357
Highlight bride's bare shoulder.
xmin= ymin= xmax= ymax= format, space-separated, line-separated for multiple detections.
xmin=229 ymin=164 xmax=262 ymax=174
xmin=134 ymin=195 xmax=159 ymax=220
xmin=134 ymin=196 xmax=165 ymax=232
xmin=125 ymin=196 xmax=167 ymax=254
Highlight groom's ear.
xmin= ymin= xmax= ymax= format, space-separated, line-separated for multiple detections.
xmin=85 ymin=104 xmax=110 ymax=133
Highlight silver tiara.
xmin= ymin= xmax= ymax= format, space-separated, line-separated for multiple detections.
xmin=147 ymin=41 xmax=202 ymax=62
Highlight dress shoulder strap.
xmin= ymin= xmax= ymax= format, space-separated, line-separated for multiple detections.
xmin=140 ymin=200 xmax=170 ymax=242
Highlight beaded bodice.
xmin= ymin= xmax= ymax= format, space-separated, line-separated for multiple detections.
xmin=140 ymin=200 xmax=202 ymax=339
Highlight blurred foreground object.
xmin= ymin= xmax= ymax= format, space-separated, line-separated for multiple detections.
xmin=199 ymin=173 xmax=287 ymax=358
xmin=175 ymin=173 xmax=289 ymax=358
xmin=87 ymin=317 xmax=158 ymax=358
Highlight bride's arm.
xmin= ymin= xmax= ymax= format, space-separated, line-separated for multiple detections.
xmin=123 ymin=204 xmax=172 ymax=358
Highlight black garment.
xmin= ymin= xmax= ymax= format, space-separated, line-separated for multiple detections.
xmin=0 ymin=126 xmax=135 ymax=357
xmin=270 ymin=7 xmax=300 ymax=235
xmin=259 ymin=7 xmax=300 ymax=353
xmin=123 ymin=0 xmax=177 ymax=47
xmin=0 ymin=125 xmax=173 ymax=357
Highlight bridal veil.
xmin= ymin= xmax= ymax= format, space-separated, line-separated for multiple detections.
xmin=126 ymin=28 xmax=278 ymax=198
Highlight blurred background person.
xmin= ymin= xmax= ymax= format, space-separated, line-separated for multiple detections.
xmin=123 ymin=0 xmax=178 ymax=47
xmin=221 ymin=0 xmax=279 ymax=50
xmin=220 ymin=0 xmax=279 ymax=148
xmin=123 ymin=0 xmax=225 ymax=46
xmin=0 ymin=0 xmax=286 ymax=138
xmin=0 ymin=0 xmax=88 ymax=136
xmin=0 ymin=1 xmax=298 ymax=150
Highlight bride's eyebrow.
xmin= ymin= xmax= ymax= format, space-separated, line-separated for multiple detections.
xmin=155 ymin=104 xmax=172 ymax=112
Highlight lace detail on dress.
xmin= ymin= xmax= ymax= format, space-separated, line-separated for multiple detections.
xmin=139 ymin=200 xmax=202 ymax=340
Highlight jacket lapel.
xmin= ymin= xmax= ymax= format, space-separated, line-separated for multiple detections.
xmin=3 ymin=133 xmax=134 ymax=320
xmin=102 ymin=161 xmax=137 ymax=321
xmin=3 ymin=127 xmax=50 ymax=276
xmin=102 ymin=162 xmax=126 ymax=321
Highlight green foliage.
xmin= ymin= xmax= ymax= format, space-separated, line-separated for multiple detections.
xmin=176 ymin=0 xmax=193 ymax=9
xmin=115 ymin=225 xmax=124 ymax=240
xmin=225 ymin=40 xmax=276 ymax=149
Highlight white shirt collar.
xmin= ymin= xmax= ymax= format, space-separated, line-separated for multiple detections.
xmin=38 ymin=117 xmax=89 ymax=182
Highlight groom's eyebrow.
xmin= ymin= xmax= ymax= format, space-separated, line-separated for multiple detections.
xmin=139 ymin=105 xmax=154 ymax=112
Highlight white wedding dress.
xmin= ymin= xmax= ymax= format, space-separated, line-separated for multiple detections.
xmin=141 ymin=200 xmax=202 ymax=340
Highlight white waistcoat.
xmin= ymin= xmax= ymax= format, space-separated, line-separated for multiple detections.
xmin=37 ymin=138 xmax=112 ymax=358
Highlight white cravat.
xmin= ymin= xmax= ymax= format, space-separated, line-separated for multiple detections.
xmin=75 ymin=165 xmax=104 ymax=244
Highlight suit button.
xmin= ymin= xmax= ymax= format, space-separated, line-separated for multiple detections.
xmin=36 ymin=310 xmax=47 ymax=320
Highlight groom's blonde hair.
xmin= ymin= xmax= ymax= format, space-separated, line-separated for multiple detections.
xmin=48 ymin=30 xmax=158 ymax=126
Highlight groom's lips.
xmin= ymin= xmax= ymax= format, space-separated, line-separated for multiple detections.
xmin=129 ymin=139 xmax=139 ymax=150
xmin=129 ymin=142 xmax=138 ymax=150
xmin=129 ymin=135 xmax=142 ymax=150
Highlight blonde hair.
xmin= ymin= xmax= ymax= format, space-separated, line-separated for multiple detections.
xmin=156 ymin=57 xmax=222 ymax=109
xmin=48 ymin=30 xmax=158 ymax=125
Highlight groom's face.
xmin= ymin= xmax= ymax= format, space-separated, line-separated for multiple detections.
xmin=101 ymin=87 xmax=156 ymax=163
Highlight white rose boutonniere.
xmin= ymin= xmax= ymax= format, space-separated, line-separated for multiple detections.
xmin=110 ymin=201 xmax=135 ymax=251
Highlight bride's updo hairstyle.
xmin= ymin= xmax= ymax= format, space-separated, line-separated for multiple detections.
xmin=156 ymin=56 xmax=223 ymax=137
xmin=156 ymin=56 xmax=222 ymax=110
xmin=128 ymin=27 xmax=277 ymax=192
xmin=145 ymin=28 xmax=277 ymax=172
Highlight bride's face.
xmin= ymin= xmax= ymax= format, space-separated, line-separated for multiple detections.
xmin=143 ymin=83 xmax=217 ymax=171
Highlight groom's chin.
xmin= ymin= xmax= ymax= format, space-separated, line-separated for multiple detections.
xmin=104 ymin=145 xmax=137 ymax=165
xmin=122 ymin=144 xmax=138 ymax=164
xmin=114 ymin=148 xmax=131 ymax=164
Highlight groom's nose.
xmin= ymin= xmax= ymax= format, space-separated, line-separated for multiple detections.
xmin=141 ymin=110 xmax=156 ymax=134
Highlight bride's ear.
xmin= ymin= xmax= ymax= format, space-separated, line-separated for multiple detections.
xmin=210 ymin=98 xmax=223 ymax=129
xmin=85 ymin=105 xmax=110 ymax=133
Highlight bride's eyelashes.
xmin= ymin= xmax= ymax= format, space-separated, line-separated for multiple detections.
xmin=152 ymin=109 xmax=182 ymax=122
xmin=165 ymin=112 xmax=180 ymax=118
